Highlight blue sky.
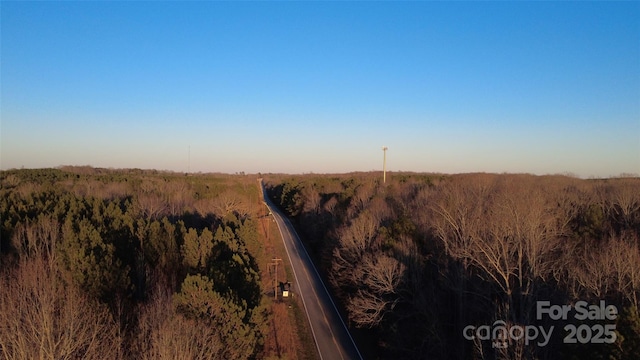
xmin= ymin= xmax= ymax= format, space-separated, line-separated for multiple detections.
xmin=1 ymin=1 xmax=639 ymax=177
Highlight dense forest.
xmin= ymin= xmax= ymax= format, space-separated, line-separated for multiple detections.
xmin=0 ymin=167 xmax=275 ymax=360
xmin=266 ymin=172 xmax=640 ymax=360
xmin=2 ymin=168 xmax=639 ymax=360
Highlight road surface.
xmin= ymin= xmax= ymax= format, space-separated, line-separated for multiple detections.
xmin=261 ymin=182 xmax=363 ymax=360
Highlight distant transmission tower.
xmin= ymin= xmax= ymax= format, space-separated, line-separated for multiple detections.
xmin=382 ymin=146 xmax=388 ymax=183
xmin=188 ymin=145 xmax=191 ymax=174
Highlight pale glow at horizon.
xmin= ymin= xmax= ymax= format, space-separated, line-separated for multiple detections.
xmin=1 ymin=2 xmax=639 ymax=178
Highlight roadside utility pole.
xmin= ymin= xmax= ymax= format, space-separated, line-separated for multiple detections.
xmin=382 ymin=146 xmax=388 ymax=183
xmin=270 ymin=258 xmax=282 ymax=300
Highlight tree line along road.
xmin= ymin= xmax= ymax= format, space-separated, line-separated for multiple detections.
xmin=261 ymin=181 xmax=363 ymax=360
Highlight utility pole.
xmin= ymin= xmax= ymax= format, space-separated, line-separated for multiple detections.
xmin=270 ymin=258 xmax=282 ymax=300
xmin=382 ymin=146 xmax=388 ymax=183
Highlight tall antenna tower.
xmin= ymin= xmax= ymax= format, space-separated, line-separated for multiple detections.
xmin=382 ymin=146 xmax=388 ymax=183
xmin=188 ymin=145 xmax=191 ymax=174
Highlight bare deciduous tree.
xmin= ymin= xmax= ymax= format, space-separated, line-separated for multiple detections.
xmin=352 ymin=181 xmax=376 ymax=215
xmin=301 ymin=185 xmax=322 ymax=214
xmin=0 ymin=257 xmax=122 ymax=360
xmin=359 ymin=254 xmax=405 ymax=295
xmin=572 ymin=233 xmax=640 ymax=306
xmin=332 ymin=210 xmax=381 ymax=281
xmin=135 ymin=285 xmax=223 ymax=360
xmin=135 ymin=193 xmax=168 ymax=219
xmin=10 ymin=215 xmax=60 ymax=261
xmin=323 ymin=195 xmax=339 ymax=220
xmin=346 ymin=254 xmax=405 ymax=328
xmin=347 ymin=290 xmax=389 ymax=328
xmin=212 ymin=190 xmax=250 ymax=218
xmin=610 ymin=179 xmax=640 ymax=230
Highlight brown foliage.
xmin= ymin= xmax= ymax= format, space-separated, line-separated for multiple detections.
xmin=347 ymin=254 xmax=405 ymax=327
xmin=0 ymin=257 xmax=122 ymax=360
xmin=269 ymin=172 xmax=640 ymax=359
xmin=134 ymin=286 xmax=223 ymax=360
xmin=10 ymin=215 xmax=60 ymax=260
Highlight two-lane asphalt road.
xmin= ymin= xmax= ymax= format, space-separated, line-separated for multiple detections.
xmin=261 ymin=182 xmax=362 ymax=360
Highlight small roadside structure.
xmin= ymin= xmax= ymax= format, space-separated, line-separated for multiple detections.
xmin=280 ymin=282 xmax=291 ymax=298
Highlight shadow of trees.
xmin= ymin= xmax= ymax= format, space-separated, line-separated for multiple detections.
xmin=0 ymin=168 xmax=267 ymax=360
xmin=266 ymin=172 xmax=640 ymax=360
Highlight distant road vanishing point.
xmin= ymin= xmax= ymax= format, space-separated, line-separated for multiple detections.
xmin=261 ymin=181 xmax=363 ymax=360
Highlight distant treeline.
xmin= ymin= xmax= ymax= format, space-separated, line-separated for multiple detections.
xmin=266 ymin=172 xmax=640 ymax=360
xmin=0 ymin=168 xmax=268 ymax=360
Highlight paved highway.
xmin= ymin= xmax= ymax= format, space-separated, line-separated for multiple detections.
xmin=261 ymin=182 xmax=363 ymax=360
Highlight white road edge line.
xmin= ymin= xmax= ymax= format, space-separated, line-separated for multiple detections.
xmin=261 ymin=181 xmax=363 ymax=360
xmin=267 ymin=203 xmax=324 ymax=360
xmin=280 ymin=215 xmax=364 ymax=360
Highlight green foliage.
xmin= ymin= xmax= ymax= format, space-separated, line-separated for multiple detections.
xmin=59 ymin=217 xmax=131 ymax=300
xmin=1 ymin=167 xmax=72 ymax=184
xmin=280 ymin=179 xmax=303 ymax=216
xmin=181 ymin=227 xmax=214 ymax=271
xmin=339 ymin=178 xmax=358 ymax=204
xmin=209 ymin=222 xmax=262 ymax=310
xmin=174 ymin=274 xmax=240 ymax=319
xmin=382 ymin=213 xmax=416 ymax=240
xmin=174 ymin=274 xmax=260 ymax=360
xmin=143 ymin=217 xmax=179 ymax=273
xmin=572 ymin=203 xmax=606 ymax=240
xmin=560 ymin=306 xmax=640 ymax=360
xmin=0 ymin=168 xmax=269 ymax=359
xmin=237 ymin=217 xmax=259 ymax=248
xmin=614 ymin=306 xmax=640 ymax=359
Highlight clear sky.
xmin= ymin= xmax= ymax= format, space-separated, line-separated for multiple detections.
xmin=1 ymin=1 xmax=639 ymax=177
